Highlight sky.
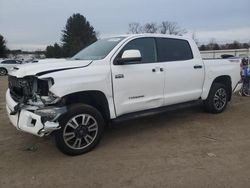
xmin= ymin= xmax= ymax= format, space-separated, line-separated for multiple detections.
xmin=0 ymin=0 xmax=250 ymax=51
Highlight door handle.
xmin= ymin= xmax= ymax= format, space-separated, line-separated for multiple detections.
xmin=194 ymin=65 xmax=203 ymax=69
xmin=115 ymin=74 xmax=124 ymax=79
xmin=152 ymin=68 xmax=164 ymax=72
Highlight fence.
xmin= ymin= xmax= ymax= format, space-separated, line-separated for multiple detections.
xmin=200 ymin=48 xmax=250 ymax=59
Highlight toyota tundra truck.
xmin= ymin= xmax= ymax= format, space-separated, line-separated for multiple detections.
xmin=6 ymin=34 xmax=242 ymax=155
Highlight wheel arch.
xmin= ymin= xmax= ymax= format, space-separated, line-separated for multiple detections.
xmin=61 ymin=90 xmax=111 ymax=122
xmin=208 ymin=75 xmax=232 ymax=101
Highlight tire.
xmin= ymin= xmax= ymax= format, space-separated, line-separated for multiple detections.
xmin=204 ymin=83 xmax=229 ymax=113
xmin=0 ymin=68 xmax=7 ymax=76
xmin=55 ymin=104 xmax=105 ymax=156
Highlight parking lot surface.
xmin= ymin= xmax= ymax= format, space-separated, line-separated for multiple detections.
xmin=1 ymin=76 xmax=250 ymax=188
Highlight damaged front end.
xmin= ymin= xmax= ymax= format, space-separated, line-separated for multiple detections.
xmin=6 ymin=75 xmax=66 ymax=136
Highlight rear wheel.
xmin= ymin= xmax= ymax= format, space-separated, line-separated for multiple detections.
xmin=0 ymin=68 xmax=7 ymax=76
xmin=55 ymin=104 xmax=105 ymax=155
xmin=204 ymin=83 xmax=229 ymax=113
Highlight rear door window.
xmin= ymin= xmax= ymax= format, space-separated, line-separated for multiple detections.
xmin=156 ymin=38 xmax=193 ymax=62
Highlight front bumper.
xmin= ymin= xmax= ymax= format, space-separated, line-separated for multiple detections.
xmin=6 ymin=89 xmax=62 ymax=137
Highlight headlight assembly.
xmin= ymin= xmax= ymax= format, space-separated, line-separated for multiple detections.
xmin=37 ymin=77 xmax=54 ymax=96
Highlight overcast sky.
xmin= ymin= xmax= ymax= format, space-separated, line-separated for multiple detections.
xmin=0 ymin=0 xmax=250 ymax=51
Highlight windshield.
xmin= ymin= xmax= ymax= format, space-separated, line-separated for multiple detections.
xmin=72 ymin=37 xmax=125 ymax=60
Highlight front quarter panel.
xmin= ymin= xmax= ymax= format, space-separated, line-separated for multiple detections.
xmin=38 ymin=60 xmax=116 ymax=118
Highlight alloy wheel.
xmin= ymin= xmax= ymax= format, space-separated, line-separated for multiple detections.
xmin=63 ymin=114 xmax=98 ymax=150
xmin=213 ymin=88 xmax=227 ymax=111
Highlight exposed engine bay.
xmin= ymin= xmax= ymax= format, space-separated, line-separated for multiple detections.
xmin=7 ymin=76 xmax=67 ymax=136
xmin=8 ymin=76 xmax=57 ymax=104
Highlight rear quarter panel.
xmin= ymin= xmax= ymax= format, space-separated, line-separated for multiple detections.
xmin=201 ymin=59 xmax=241 ymax=100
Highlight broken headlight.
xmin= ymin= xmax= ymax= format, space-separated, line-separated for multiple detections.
xmin=36 ymin=77 xmax=60 ymax=105
xmin=27 ymin=77 xmax=60 ymax=106
xmin=37 ymin=77 xmax=54 ymax=96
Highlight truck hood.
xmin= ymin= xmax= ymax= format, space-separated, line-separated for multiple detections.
xmin=8 ymin=59 xmax=93 ymax=78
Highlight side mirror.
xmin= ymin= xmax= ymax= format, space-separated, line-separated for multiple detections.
xmin=116 ymin=50 xmax=142 ymax=65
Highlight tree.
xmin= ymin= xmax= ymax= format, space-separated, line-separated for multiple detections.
xmin=143 ymin=22 xmax=158 ymax=33
xmin=45 ymin=43 xmax=62 ymax=58
xmin=128 ymin=22 xmax=142 ymax=34
xmin=52 ymin=43 xmax=62 ymax=58
xmin=227 ymin=41 xmax=241 ymax=49
xmin=199 ymin=44 xmax=207 ymax=51
xmin=206 ymin=38 xmax=220 ymax=50
xmin=0 ymin=34 xmax=8 ymax=58
xmin=242 ymin=43 xmax=250 ymax=49
xmin=159 ymin=21 xmax=186 ymax=35
xmin=61 ymin=13 xmax=97 ymax=57
xmin=199 ymin=41 xmax=250 ymax=51
xmin=212 ymin=43 xmax=220 ymax=50
xmin=128 ymin=21 xmax=186 ymax=36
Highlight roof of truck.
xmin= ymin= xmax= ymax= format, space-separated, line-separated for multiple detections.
xmin=104 ymin=33 xmax=191 ymax=40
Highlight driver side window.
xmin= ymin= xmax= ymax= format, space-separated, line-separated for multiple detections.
xmin=119 ymin=38 xmax=157 ymax=64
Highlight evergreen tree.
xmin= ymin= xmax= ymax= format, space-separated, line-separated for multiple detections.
xmin=45 ymin=43 xmax=62 ymax=58
xmin=61 ymin=13 xmax=97 ymax=57
xmin=53 ymin=43 xmax=62 ymax=58
xmin=0 ymin=34 xmax=8 ymax=58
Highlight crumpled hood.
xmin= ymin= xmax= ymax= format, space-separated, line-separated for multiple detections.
xmin=8 ymin=59 xmax=93 ymax=78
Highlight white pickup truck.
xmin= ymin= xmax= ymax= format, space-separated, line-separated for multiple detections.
xmin=6 ymin=34 xmax=242 ymax=155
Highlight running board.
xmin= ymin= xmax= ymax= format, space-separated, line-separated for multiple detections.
xmin=112 ymin=100 xmax=202 ymax=122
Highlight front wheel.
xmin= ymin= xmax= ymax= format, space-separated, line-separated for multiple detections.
xmin=55 ymin=104 xmax=105 ymax=155
xmin=204 ymin=83 xmax=229 ymax=113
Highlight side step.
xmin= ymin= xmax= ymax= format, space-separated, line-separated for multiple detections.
xmin=112 ymin=100 xmax=203 ymax=122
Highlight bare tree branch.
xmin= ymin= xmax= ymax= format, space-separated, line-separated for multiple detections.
xmin=128 ymin=21 xmax=186 ymax=36
xmin=159 ymin=21 xmax=186 ymax=35
xmin=143 ymin=22 xmax=158 ymax=33
xmin=128 ymin=22 xmax=142 ymax=34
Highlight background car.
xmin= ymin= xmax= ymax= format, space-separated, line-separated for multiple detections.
xmin=0 ymin=59 xmax=23 ymax=76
